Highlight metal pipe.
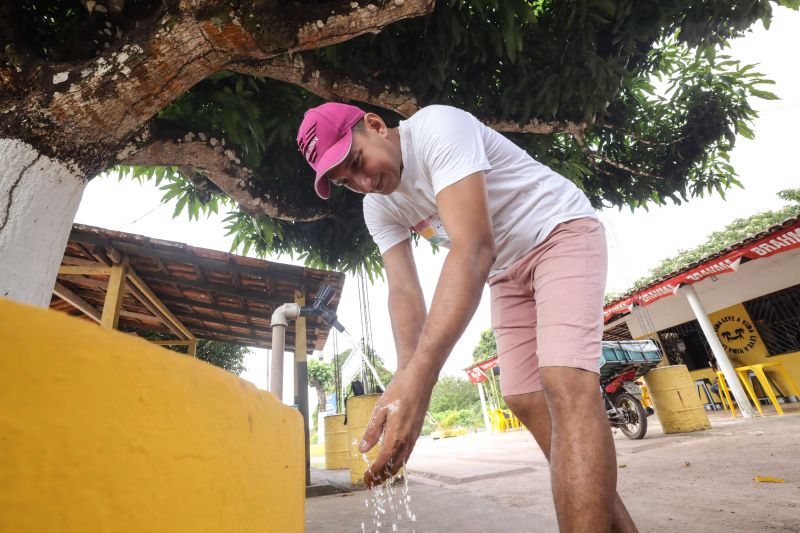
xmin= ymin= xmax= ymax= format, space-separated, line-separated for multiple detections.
xmin=269 ymin=325 xmax=285 ymax=398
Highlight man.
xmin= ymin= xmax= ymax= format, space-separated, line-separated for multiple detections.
xmin=297 ymin=102 xmax=637 ymax=532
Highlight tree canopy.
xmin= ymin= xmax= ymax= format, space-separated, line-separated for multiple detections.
xmin=472 ymin=328 xmax=497 ymax=363
xmin=3 ymin=0 xmax=798 ymax=278
xmin=424 ymin=375 xmax=483 ymax=434
xmin=126 ymin=328 xmax=248 ymax=375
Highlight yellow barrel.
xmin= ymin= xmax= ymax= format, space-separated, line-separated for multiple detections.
xmin=346 ymin=394 xmax=382 ymax=485
xmin=346 ymin=394 xmax=406 ymax=485
xmin=644 ymin=365 xmax=711 ymax=434
xmin=324 ymin=414 xmax=349 ymax=470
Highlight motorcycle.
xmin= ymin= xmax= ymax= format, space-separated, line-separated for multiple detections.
xmin=601 ymin=369 xmax=653 ymax=440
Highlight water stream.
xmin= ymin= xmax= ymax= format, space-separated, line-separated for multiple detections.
xmin=338 ymin=328 xmax=440 ymax=428
xmin=360 ymin=453 xmax=416 ymax=533
xmin=339 ymin=329 xmax=387 ymax=390
xmin=338 ymin=328 xmax=420 ymax=531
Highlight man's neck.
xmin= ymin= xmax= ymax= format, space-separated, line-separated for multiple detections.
xmin=389 ymin=127 xmax=403 ymax=174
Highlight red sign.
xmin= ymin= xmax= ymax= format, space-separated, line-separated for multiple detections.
xmin=604 ymin=221 xmax=800 ymax=321
xmin=464 ymin=355 xmax=499 ymax=384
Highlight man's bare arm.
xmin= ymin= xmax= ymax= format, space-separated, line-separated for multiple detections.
xmin=407 ymin=171 xmax=495 ymax=381
xmin=383 ymin=239 xmax=426 ymax=371
xmin=359 ymin=171 xmax=495 ymax=485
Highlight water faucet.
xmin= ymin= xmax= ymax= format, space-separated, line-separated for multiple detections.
xmin=300 ymin=283 xmax=344 ymax=332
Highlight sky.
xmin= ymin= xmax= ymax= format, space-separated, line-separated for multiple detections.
xmin=74 ymin=7 xmax=800 ymax=396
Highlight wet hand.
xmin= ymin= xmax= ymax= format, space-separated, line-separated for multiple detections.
xmin=358 ymin=365 xmax=435 ymax=487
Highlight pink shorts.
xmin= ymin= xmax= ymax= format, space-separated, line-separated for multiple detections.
xmin=489 ymin=217 xmax=608 ymax=396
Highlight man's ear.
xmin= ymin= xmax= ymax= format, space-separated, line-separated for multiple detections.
xmin=364 ymin=112 xmax=387 ymax=135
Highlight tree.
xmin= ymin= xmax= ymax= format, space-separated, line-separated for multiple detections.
xmin=307 ymin=358 xmax=334 ymax=415
xmin=428 ymin=375 xmax=480 ymax=413
xmin=472 ymin=328 xmax=497 ymax=363
xmin=423 ymin=375 xmax=483 ymax=434
xmin=2 ymin=1 xmax=797 ymax=304
xmin=194 ymin=339 xmax=248 ymax=375
xmin=126 ymin=328 xmax=248 ymax=375
xmin=610 ymin=188 xmax=800 ymax=298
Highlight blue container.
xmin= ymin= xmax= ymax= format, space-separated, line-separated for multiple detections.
xmin=601 ymin=340 xmax=662 ymax=365
xmin=643 ymin=350 xmax=661 ymax=362
xmin=601 ymin=346 xmax=624 ymax=361
xmin=625 ymin=350 xmax=646 ymax=362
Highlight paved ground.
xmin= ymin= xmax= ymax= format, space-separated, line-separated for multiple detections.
xmin=306 ymin=405 xmax=800 ymax=532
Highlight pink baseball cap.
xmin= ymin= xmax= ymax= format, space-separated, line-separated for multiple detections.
xmin=297 ymin=102 xmax=366 ymax=199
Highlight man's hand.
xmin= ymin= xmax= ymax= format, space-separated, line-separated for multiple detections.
xmin=358 ymin=363 xmax=436 ymax=487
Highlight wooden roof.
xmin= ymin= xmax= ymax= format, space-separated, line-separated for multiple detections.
xmin=50 ymin=224 xmax=346 ymax=353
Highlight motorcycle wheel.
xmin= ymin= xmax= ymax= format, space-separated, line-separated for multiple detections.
xmin=614 ymin=393 xmax=647 ymax=440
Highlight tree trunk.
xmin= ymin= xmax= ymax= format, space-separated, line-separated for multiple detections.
xmin=313 ymin=384 xmax=327 ymax=414
xmin=0 ymin=139 xmax=87 ymax=306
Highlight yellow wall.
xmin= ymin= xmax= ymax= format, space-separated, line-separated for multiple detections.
xmin=708 ymin=303 xmax=800 ymax=396
xmin=0 ymin=298 xmax=304 ymax=532
xmin=688 ymin=367 xmax=722 ymax=404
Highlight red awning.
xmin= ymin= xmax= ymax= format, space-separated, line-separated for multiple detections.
xmin=604 ymin=219 xmax=800 ymax=321
xmin=463 ymin=355 xmax=499 ymax=384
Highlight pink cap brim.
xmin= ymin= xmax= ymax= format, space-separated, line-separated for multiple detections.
xmin=313 ymin=132 xmax=353 ymax=199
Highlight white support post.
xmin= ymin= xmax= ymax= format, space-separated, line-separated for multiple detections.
xmin=679 ymin=284 xmax=757 ymax=418
xmin=477 ymin=381 xmax=493 ymax=433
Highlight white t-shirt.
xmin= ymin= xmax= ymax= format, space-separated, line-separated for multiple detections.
xmin=363 ymin=105 xmax=597 ymax=276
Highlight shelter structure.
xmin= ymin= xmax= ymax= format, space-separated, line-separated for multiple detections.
xmin=51 ymin=223 xmax=345 ymax=354
xmin=603 ymin=215 xmax=800 ymax=418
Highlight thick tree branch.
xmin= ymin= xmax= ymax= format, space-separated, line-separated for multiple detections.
xmin=231 ymin=53 xmax=420 ymax=117
xmin=490 ymin=118 xmax=587 ymax=136
xmin=291 ymin=0 xmax=436 ymax=52
xmin=117 ymin=129 xmax=327 ymax=222
xmin=44 ymin=19 xmax=233 ymax=146
xmin=2 ymin=0 xmax=434 ymax=174
xmin=596 ymin=118 xmax=690 ymax=146
xmin=237 ymin=53 xmax=588 ymax=135
xmin=572 ymin=130 xmax=663 ymax=181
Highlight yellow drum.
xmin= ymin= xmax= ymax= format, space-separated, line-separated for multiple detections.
xmin=644 ymin=365 xmax=711 ymax=434
xmin=346 ymin=394 xmax=381 ymax=485
xmin=323 ymin=414 xmax=348 ymax=470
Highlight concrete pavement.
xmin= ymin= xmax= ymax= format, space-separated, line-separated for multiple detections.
xmin=306 ymin=406 xmax=800 ymax=532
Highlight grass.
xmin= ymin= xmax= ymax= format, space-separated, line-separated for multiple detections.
xmin=310 ymin=442 xmax=325 ymax=458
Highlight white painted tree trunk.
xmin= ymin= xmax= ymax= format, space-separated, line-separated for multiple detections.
xmin=0 ymin=139 xmax=87 ymax=307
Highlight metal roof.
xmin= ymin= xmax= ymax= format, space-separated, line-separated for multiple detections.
xmin=604 ymin=213 xmax=800 ymax=319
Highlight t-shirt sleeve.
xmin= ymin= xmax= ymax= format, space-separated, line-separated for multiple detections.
xmin=418 ymin=107 xmax=492 ymax=196
xmin=362 ymin=196 xmax=411 ymax=255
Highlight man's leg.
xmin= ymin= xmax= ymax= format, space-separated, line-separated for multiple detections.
xmin=505 ymin=380 xmax=637 ymax=533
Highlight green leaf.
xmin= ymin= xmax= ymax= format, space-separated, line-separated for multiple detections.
xmin=173 ymin=195 xmax=188 ymax=218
